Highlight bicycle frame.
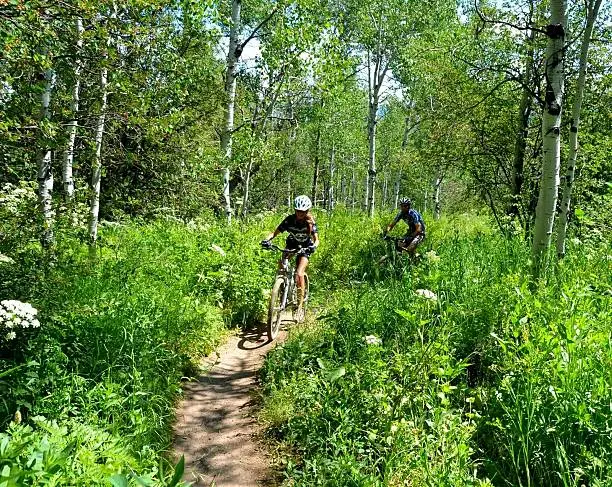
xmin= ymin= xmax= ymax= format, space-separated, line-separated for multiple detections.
xmin=383 ymin=235 xmax=409 ymax=253
xmin=263 ymin=243 xmax=309 ymax=340
xmin=276 ymin=251 xmax=295 ymax=310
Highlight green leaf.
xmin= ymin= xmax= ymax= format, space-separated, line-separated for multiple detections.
xmin=395 ymin=309 xmax=414 ymax=321
xmin=325 ymin=366 xmax=346 ymax=382
xmin=133 ymin=475 xmax=153 ymax=486
xmin=168 ymin=455 xmax=185 ymax=487
xmin=109 ymin=474 xmax=129 ymax=487
xmin=0 ymin=364 xmax=26 ymax=379
xmin=316 ymin=357 xmax=326 ymax=370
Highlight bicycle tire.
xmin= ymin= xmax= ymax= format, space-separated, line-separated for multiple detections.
xmin=267 ymin=277 xmax=286 ymax=340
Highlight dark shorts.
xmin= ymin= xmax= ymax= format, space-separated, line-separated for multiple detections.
xmin=285 ymin=238 xmax=314 ymax=260
xmin=400 ymin=232 xmax=425 ymax=251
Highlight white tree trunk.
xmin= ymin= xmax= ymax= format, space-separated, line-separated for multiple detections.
xmin=394 ymin=170 xmax=401 ymax=208
xmin=36 ymin=66 xmax=56 ymax=249
xmin=364 ymin=171 xmax=369 ymax=211
xmin=222 ymin=168 xmax=232 ymax=224
xmin=532 ymin=0 xmax=566 ymax=273
xmin=328 ymin=144 xmax=335 ymax=211
xmin=63 ymin=18 xmax=83 ymax=205
xmin=382 ymin=172 xmax=388 ymax=208
xmin=434 ymin=177 xmax=442 ymax=220
xmin=89 ymin=46 xmax=110 ymax=250
xmin=556 ymin=0 xmax=602 ymax=258
xmin=367 ymin=99 xmax=377 ymax=216
xmin=221 ymin=0 xmax=240 ymax=160
xmin=287 ymin=179 xmax=292 ymax=209
xmin=312 ymin=126 xmax=321 ymax=207
xmin=351 ymin=166 xmax=356 ymax=210
xmin=220 ymin=0 xmax=241 ymax=224
xmin=366 ymin=51 xmax=388 ymax=217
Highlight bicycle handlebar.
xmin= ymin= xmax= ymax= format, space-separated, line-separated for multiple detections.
xmin=382 ymin=234 xmax=404 ymax=242
xmin=262 ymin=243 xmax=309 ymax=255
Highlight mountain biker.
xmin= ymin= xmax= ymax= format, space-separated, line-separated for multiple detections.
xmin=261 ymin=195 xmax=319 ymax=322
xmin=383 ymin=197 xmax=425 ymax=257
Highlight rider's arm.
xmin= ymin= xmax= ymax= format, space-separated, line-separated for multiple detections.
xmin=311 ymin=231 xmax=320 ymax=248
xmin=265 ymin=228 xmax=281 ymax=241
xmin=266 ymin=216 xmax=290 ymax=241
xmin=385 ymin=215 xmax=400 ymax=234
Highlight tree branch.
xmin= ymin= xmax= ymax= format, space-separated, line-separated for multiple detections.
xmin=238 ymin=4 xmax=281 ymax=53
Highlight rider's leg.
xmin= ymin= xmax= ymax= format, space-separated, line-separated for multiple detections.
xmin=295 ymin=256 xmax=308 ymax=319
xmin=406 ymin=234 xmax=424 ymax=257
xmin=399 ymin=235 xmax=413 ymax=252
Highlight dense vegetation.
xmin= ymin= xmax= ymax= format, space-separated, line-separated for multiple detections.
xmin=0 ymin=211 xmax=278 ymax=484
xmin=261 ymin=211 xmax=612 ymax=486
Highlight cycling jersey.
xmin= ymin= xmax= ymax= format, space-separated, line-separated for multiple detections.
xmin=277 ymin=214 xmax=318 ymax=246
xmin=393 ymin=209 xmax=426 ymax=234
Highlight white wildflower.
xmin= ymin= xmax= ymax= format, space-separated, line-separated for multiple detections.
xmin=415 ymin=289 xmax=438 ymax=301
xmin=210 ymin=244 xmax=226 ymax=257
xmin=0 ymin=300 xmax=40 ymax=341
xmin=364 ymin=335 xmax=382 ymax=346
xmin=425 ymin=250 xmax=440 ymax=263
xmin=0 ymin=254 xmax=15 ymax=264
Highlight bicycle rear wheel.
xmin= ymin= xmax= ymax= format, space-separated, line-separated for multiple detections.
xmin=267 ymin=277 xmax=286 ymax=340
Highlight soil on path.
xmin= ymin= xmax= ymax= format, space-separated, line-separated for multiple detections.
xmin=173 ymin=320 xmax=289 ymax=487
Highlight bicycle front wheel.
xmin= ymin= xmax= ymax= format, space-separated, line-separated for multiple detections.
xmin=267 ymin=277 xmax=286 ymax=340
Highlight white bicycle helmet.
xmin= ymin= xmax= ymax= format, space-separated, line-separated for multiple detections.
xmin=399 ymin=197 xmax=411 ymax=206
xmin=294 ymin=195 xmax=312 ymax=211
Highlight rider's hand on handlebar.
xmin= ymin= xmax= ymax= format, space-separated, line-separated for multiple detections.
xmin=261 ymin=239 xmax=271 ymax=249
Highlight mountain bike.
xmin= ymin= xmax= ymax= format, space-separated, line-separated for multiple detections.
xmin=262 ymin=244 xmax=310 ymax=341
xmin=379 ymin=234 xmax=423 ymax=267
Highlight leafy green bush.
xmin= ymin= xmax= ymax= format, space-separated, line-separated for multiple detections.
xmin=0 ymin=215 xmax=280 ymax=483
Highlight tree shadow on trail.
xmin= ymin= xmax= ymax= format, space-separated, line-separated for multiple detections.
xmin=237 ymin=321 xmax=269 ymax=350
xmin=238 ymin=312 xmax=294 ymax=350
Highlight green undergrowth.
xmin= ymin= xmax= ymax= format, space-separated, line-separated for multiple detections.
xmin=0 ymin=214 xmax=281 ymax=485
xmin=260 ymin=211 xmax=612 ymax=486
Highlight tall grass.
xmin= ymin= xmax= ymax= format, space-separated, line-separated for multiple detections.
xmin=0 ymin=215 xmax=280 ymax=485
xmin=261 ymin=211 xmax=612 ymax=486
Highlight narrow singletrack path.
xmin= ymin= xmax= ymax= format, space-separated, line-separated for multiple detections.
xmin=173 ymin=319 xmax=290 ymax=486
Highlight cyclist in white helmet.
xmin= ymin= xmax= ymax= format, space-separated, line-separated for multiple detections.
xmin=383 ymin=197 xmax=426 ymax=257
xmin=261 ymin=195 xmax=319 ymax=321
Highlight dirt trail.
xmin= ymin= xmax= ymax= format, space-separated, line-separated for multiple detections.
xmin=173 ymin=320 xmax=288 ymax=487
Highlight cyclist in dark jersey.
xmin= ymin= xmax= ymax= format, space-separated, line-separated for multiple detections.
xmin=261 ymin=195 xmax=319 ymax=321
xmin=383 ymin=197 xmax=425 ymax=256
